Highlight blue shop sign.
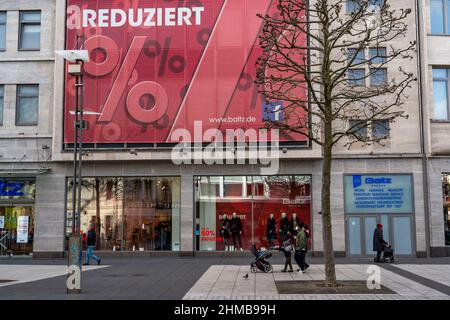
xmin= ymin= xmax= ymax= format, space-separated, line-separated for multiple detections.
xmin=0 ymin=179 xmax=35 ymax=199
xmin=344 ymin=174 xmax=413 ymax=214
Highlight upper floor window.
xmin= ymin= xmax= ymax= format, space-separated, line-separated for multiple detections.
xmin=0 ymin=85 xmax=4 ymax=126
xmin=347 ymin=0 xmax=384 ymax=13
xmin=430 ymin=0 xmax=450 ymax=34
xmin=349 ymin=120 xmax=368 ymax=139
xmin=19 ymin=11 xmax=41 ymax=51
xmin=370 ymin=68 xmax=388 ymax=86
xmin=372 ymin=120 xmax=390 ymax=138
xmin=433 ymin=68 xmax=450 ymax=120
xmin=348 ymin=48 xmax=365 ymax=66
xmin=0 ymin=12 xmax=6 ymax=51
xmin=16 ymin=84 xmax=39 ymax=126
xmin=347 ymin=69 xmax=366 ymax=86
xmin=369 ymin=47 xmax=387 ymax=64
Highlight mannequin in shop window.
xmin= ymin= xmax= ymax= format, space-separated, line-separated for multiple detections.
xmin=279 ymin=212 xmax=291 ymax=243
xmin=266 ymin=213 xmax=277 ymax=248
xmin=291 ymin=213 xmax=300 ymax=237
xmin=220 ymin=214 xmax=231 ymax=251
xmin=229 ymin=212 xmax=243 ymax=251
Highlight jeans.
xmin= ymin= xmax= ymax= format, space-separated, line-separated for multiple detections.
xmin=294 ymin=250 xmax=309 ymax=271
xmin=86 ymin=245 xmax=100 ymax=264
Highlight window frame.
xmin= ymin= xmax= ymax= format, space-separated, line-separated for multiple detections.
xmin=15 ymin=84 xmax=39 ymax=126
xmin=347 ymin=69 xmax=366 ymax=86
xmin=0 ymin=11 xmax=6 ymax=51
xmin=369 ymin=68 xmax=388 ymax=87
xmin=430 ymin=0 xmax=449 ymax=34
xmin=349 ymin=120 xmax=368 ymax=139
xmin=432 ymin=68 xmax=450 ymax=120
xmin=18 ymin=11 xmax=41 ymax=51
xmin=369 ymin=47 xmax=387 ymax=64
xmin=372 ymin=119 xmax=390 ymax=139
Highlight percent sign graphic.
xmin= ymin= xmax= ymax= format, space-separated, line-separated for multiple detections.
xmin=83 ymin=35 xmax=186 ymax=124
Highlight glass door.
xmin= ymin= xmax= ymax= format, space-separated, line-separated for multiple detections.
xmin=0 ymin=206 xmax=34 ymax=255
xmin=392 ymin=216 xmax=413 ymax=255
xmin=364 ymin=216 xmax=378 ymax=256
xmin=347 ymin=216 xmax=362 ymax=256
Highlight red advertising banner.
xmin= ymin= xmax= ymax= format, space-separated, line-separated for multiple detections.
xmin=64 ymin=0 xmax=308 ymax=144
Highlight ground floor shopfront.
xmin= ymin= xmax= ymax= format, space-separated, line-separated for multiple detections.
xmin=5 ymin=157 xmax=445 ymax=257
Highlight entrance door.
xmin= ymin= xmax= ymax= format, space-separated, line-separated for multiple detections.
xmin=346 ymin=214 xmax=414 ymax=257
xmin=0 ymin=206 xmax=34 ymax=255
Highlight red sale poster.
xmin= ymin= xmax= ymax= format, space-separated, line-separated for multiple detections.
xmin=64 ymin=0 xmax=308 ymax=144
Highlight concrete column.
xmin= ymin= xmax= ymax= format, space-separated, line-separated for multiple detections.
xmin=180 ymin=173 xmax=194 ymax=252
xmin=33 ymin=172 xmax=66 ymax=257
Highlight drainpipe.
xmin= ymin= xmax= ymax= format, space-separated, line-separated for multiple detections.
xmin=416 ymin=0 xmax=431 ymax=258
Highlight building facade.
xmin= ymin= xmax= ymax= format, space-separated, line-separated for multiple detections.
xmin=0 ymin=0 xmax=448 ymax=258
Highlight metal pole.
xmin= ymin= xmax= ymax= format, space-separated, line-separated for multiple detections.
xmin=72 ymin=74 xmax=79 ymax=234
xmin=77 ymin=69 xmax=84 ymax=233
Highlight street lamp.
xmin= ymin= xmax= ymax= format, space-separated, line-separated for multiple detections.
xmin=56 ymin=45 xmax=89 ymax=294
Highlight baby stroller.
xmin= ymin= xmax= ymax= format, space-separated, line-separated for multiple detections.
xmin=250 ymin=244 xmax=273 ymax=273
xmin=381 ymin=245 xmax=395 ymax=263
xmin=374 ymin=245 xmax=395 ymax=263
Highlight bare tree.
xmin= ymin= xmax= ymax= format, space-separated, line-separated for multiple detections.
xmin=256 ymin=0 xmax=416 ymax=286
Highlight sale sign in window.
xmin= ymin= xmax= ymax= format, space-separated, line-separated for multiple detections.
xmin=64 ymin=0 xmax=308 ymax=144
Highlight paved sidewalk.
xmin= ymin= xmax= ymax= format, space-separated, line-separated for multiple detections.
xmin=1 ymin=256 xmax=450 ymax=300
xmin=183 ymin=264 xmax=450 ymax=300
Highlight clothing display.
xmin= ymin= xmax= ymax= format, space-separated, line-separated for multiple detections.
xmin=266 ymin=217 xmax=277 ymax=247
xmin=279 ymin=217 xmax=291 ymax=242
xmin=229 ymin=216 xmax=243 ymax=250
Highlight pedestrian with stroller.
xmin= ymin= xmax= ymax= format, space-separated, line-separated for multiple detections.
xmin=373 ymin=223 xmax=388 ymax=262
xmin=281 ymin=237 xmax=294 ymax=272
xmin=266 ymin=213 xmax=277 ymax=248
xmin=294 ymin=224 xmax=309 ymax=273
xmin=220 ymin=214 xmax=231 ymax=251
xmin=84 ymin=224 xmax=101 ymax=265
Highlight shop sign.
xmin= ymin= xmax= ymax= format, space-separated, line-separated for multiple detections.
xmin=16 ymin=216 xmax=29 ymax=243
xmin=64 ymin=0 xmax=308 ymax=145
xmin=344 ymin=174 xmax=413 ymax=214
xmin=0 ymin=181 xmax=25 ymax=197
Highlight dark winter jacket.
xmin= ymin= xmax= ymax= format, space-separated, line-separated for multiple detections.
xmin=229 ymin=217 xmax=242 ymax=233
xmin=279 ymin=217 xmax=291 ymax=234
xmin=87 ymin=229 xmax=96 ymax=246
xmin=373 ymin=227 xmax=387 ymax=251
xmin=291 ymin=217 xmax=300 ymax=235
xmin=266 ymin=218 xmax=277 ymax=239
xmin=220 ymin=218 xmax=230 ymax=239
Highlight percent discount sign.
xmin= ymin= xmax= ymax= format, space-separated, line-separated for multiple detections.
xmin=63 ymin=0 xmax=308 ymax=145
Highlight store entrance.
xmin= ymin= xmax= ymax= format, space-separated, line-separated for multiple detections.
xmin=346 ymin=214 xmax=414 ymax=257
xmin=0 ymin=206 xmax=34 ymax=255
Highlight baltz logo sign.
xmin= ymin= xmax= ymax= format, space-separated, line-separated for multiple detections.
xmin=63 ymin=0 xmax=308 ymax=145
xmin=353 ymin=175 xmax=392 ymax=188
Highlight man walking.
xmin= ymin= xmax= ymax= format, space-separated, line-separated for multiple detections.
xmin=294 ymin=224 xmax=309 ymax=273
xmin=84 ymin=224 xmax=101 ymax=265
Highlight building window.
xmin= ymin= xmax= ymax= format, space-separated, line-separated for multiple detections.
xmin=430 ymin=0 xmax=450 ymax=34
xmin=195 ymin=175 xmax=311 ymax=251
xmin=349 ymin=120 xmax=368 ymax=139
xmin=369 ymin=47 xmax=386 ymax=64
xmin=348 ymin=48 xmax=365 ymax=66
xmin=19 ymin=11 xmax=41 ymax=50
xmin=16 ymin=85 xmax=39 ymax=126
xmin=433 ymin=68 xmax=450 ymax=120
xmin=0 ymin=85 xmax=3 ymax=126
xmin=0 ymin=12 xmax=6 ymax=51
xmin=348 ymin=69 xmax=365 ymax=86
xmin=370 ymin=68 xmax=387 ymax=86
xmin=347 ymin=0 xmax=384 ymax=13
xmin=66 ymin=177 xmax=181 ymax=251
xmin=372 ymin=120 xmax=389 ymax=138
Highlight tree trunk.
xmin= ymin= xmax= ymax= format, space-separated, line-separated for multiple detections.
xmin=321 ymin=123 xmax=337 ymax=286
